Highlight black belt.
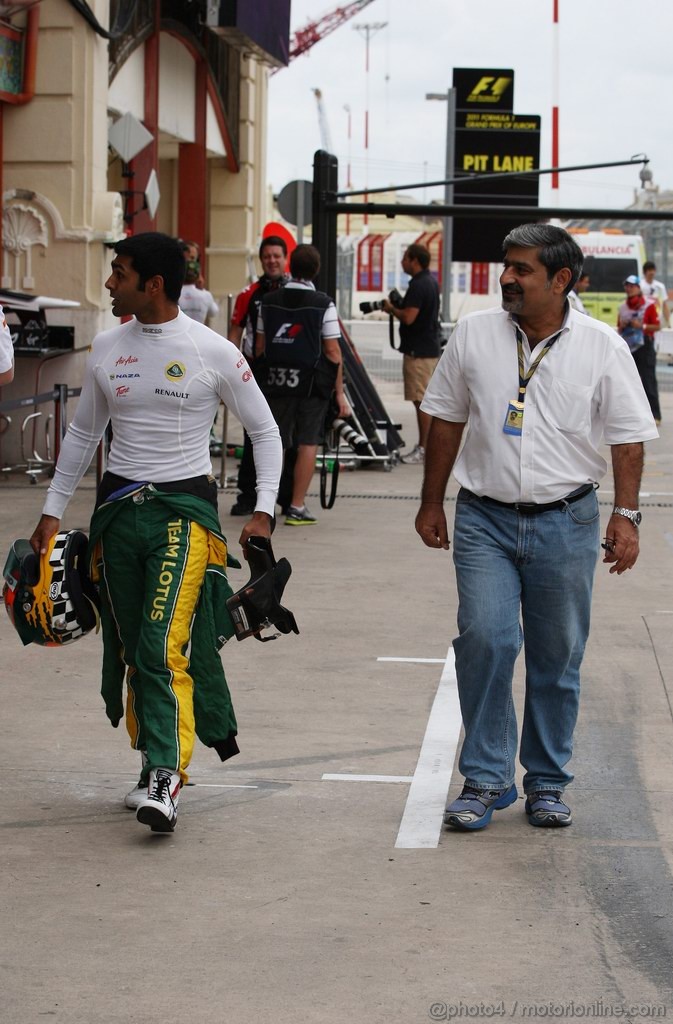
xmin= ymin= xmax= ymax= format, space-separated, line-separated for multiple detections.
xmin=97 ymin=471 xmax=218 ymax=510
xmin=467 ymin=483 xmax=594 ymax=515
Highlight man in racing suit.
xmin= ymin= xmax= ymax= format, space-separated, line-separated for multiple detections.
xmin=29 ymin=232 xmax=282 ymax=833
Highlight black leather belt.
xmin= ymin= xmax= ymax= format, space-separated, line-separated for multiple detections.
xmin=468 ymin=483 xmax=594 ymax=515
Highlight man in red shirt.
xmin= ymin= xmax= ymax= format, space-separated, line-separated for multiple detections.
xmin=617 ymin=275 xmax=661 ymax=423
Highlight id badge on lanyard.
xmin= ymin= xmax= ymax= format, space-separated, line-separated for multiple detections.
xmin=503 ymin=399 xmax=524 ymax=436
xmin=503 ymin=327 xmax=562 ymax=438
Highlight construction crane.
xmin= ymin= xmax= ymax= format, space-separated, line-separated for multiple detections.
xmin=312 ymin=88 xmax=334 ymax=154
xmin=272 ymin=0 xmax=376 ymax=71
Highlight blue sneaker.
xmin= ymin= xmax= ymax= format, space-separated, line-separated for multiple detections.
xmin=525 ymin=790 xmax=572 ymax=827
xmin=444 ymin=783 xmax=518 ymax=831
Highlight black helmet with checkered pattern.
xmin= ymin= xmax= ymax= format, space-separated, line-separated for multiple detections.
xmin=3 ymin=530 xmax=100 ymax=647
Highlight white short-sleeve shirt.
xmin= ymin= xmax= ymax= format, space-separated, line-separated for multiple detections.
xmin=178 ymin=284 xmax=220 ymax=324
xmin=0 ymin=305 xmax=13 ymax=374
xmin=421 ymin=305 xmax=659 ymax=504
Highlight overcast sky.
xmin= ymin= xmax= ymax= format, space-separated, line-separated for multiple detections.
xmin=266 ymin=0 xmax=671 ymax=216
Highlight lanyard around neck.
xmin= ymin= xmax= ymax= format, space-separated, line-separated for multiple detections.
xmin=515 ymin=326 xmax=563 ymax=403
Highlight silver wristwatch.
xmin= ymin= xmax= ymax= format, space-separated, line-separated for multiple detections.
xmin=612 ymin=506 xmax=642 ymax=527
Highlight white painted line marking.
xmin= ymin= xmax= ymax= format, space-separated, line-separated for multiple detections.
xmin=188 ymin=783 xmax=259 ymax=789
xmin=322 ymin=774 xmax=414 ymax=783
xmin=377 ymin=657 xmax=447 ymax=664
xmin=395 ymin=645 xmax=462 ymax=850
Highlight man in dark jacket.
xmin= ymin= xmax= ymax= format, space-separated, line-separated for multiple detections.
xmin=256 ymin=244 xmax=349 ymax=526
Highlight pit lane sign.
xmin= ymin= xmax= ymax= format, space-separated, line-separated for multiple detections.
xmin=452 ymin=69 xmax=541 ymax=262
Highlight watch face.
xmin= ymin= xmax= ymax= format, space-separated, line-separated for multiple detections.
xmin=634 ymin=511 xmax=642 ymax=526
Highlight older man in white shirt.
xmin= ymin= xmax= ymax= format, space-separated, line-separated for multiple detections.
xmin=416 ymin=223 xmax=658 ymax=833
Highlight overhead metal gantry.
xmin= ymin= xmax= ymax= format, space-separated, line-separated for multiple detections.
xmin=311 ymin=150 xmax=673 ymax=299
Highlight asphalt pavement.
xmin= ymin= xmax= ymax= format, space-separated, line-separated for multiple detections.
xmin=1 ymin=380 xmax=672 ymax=1024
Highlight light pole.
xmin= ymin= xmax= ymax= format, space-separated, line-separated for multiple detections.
xmin=354 ymin=21 xmax=387 ymax=228
xmin=344 ymin=103 xmax=353 ymax=235
xmin=426 ymin=88 xmax=456 ymax=323
xmin=551 ymin=0 xmax=560 ymax=198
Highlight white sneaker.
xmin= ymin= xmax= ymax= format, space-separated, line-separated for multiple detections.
xmin=136 ymin=768 xmax=181 ymax=832
xmin=401 ymin=445 xmax=425 ymax=464
xmin=124 ymin=751 xmax=149 ymax=809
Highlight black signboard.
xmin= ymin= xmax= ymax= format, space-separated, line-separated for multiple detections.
xmin=452 ymin=69 xmax=541 ymax=262
xmin=216 ymin=1 xmax=291 ymax=67
xmin=453 ymin=68 xmax=514 ymax=112
xmin=11 ymin=324 xmax=75 ymax=355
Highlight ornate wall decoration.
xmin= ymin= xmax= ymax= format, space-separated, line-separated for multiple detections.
xmin=2 ymin=203 xmax=49 ymax=290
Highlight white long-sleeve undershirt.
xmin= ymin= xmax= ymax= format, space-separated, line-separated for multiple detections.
xmin=43 ymin=311 xmax=282 ymax=519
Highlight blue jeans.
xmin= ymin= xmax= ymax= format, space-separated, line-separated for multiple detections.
xmin=452 ymin=487 xmax=600 ymax=794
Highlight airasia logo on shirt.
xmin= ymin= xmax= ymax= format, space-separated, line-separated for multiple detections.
xmin=116 ymin=355 xmax=138 ymax=366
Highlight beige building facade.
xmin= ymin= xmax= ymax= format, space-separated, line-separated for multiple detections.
xmin=0 ymin=0 xmax=285 ymax=468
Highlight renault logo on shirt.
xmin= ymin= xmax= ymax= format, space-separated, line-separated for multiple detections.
xmin=164 ymin=361 xmax=186 ymax=380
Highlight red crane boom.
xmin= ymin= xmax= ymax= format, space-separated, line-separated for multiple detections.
xmin=285 ymin=0 xmax=375 ymax=64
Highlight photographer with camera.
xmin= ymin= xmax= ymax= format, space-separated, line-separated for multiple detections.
xmin=382 ymin=244 xmax=441 ymax=464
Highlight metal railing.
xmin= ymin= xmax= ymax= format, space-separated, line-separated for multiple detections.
xmin=0 ymin=384 xmax=82 ymax=484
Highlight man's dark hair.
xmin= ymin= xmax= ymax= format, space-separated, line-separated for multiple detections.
xmin=290 ymin=244 xmax=320 ymax=281
xmin=502 ymin=223 xmax=584 ymax=295
xmin=643 ymin=260 xmax=656 ymax=273
xmin=114 ymin=233 xmax=186 ymax=302
xmin=259 ymin=235 xmax=288 ymax=258
xmin=405 ymin=244 xmax=431 ymax=270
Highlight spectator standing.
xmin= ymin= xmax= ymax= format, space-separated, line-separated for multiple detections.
xmin=256 ymin=244 xmax=349 ymax=526
xmin=568 ymin=271 xmax=590 ymax=314
xmin=383 ymin=243 xmax=441 ymax=464
xmin=416 ymin=223 xmax=657 ymax=832
xmin=640 ymin=261 xmax=669 ymax=326
xmin=28 ymin=233 xmax=282 ymax=833
xmin=0 ymin=304 xmax=14 ymax=384
xmin=179 ymin=261 xmax=219 ymax=324
xmin=618 ymin=275 xmax=661 ymax=424
xmin=230 ymin=237 xmax=290 ymax=359
xmin=180 ymin=240 xmax=205 ymax=289
xmin=229 ymin=236 xmax=290 ymax=515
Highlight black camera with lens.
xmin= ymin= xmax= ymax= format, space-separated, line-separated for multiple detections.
xmin=359 ymin=288 xmax=404 ymax=316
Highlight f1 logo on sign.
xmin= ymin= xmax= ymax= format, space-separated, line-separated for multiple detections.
xmin=466 ymin=76 xmax=513 ymax=103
